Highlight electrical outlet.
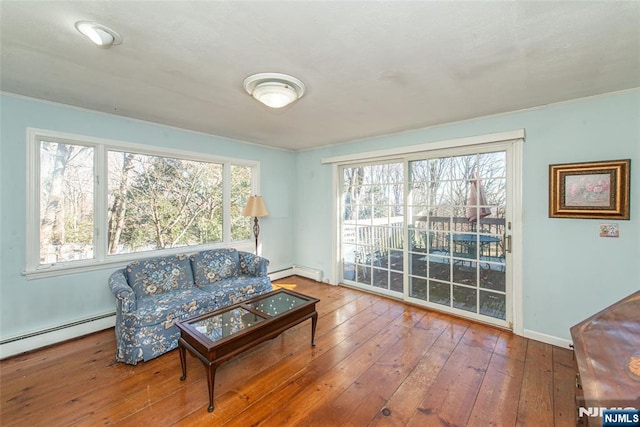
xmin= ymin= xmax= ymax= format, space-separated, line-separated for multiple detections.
xmin=599 ymin=223 xmax=619 ymax=238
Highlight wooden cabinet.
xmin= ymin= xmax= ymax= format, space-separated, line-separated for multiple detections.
xmin=570 ymin=290 xmax=640 ymax=426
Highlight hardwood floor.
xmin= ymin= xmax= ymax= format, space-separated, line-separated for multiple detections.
xmin=0 ymin=276 xmax=576 ymax=426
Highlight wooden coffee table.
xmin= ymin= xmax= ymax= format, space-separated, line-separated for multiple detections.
xmin=176 ymin=289 xmax=319 ymax=412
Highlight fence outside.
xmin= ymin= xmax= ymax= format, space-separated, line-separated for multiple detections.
xmin=343 ymin=216 xmax=506 ymax=260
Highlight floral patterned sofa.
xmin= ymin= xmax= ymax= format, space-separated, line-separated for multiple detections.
xmin=108 ymin=248 xmax=271 ymax=365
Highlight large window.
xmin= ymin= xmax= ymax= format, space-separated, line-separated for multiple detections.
xmin=106 ymin=151 xmax=226 ymax=254
xmin=27 ymin=130 xmax=258 ymax=277
xmin=39 ymin=141 xmax=95 ymax=264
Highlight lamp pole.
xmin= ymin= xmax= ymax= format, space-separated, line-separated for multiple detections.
xmin=252 ymin=216 xmax=260 ymax=255
xmin=242 ymin=195 xmax=269 ymax=256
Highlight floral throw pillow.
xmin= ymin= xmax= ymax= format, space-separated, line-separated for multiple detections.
xmin=190 ymin=249 xmax=240 ymax=287
xmin=126 ymin=254 xmax=194 ymax=299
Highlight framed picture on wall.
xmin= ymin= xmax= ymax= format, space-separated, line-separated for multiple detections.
xmin=549 ymin=159 xmax=630 ymax=219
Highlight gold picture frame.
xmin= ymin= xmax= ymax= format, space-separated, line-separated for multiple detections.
xmin=549 ymin=159 xmax=630 ymax=219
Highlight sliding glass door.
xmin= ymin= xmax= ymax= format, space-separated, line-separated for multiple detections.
xmin=339 ymin=148 xmax=512 ymax=328
xmin=407 ymin=151 xmax=508 ymax=325
xmin=341 ymin=161 xmax=405 ymax=298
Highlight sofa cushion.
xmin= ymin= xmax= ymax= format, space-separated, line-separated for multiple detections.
xmin=124 ymin=288 xmax=218 ymax=328
xmin=190 ymin=248 xmax=240 ymax=287
xmin=199 ymin=275 xmax=272 ymax=307
xmin=126 ymin=254 xmax=195 ymax=299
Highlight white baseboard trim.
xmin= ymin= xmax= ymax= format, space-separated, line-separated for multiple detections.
xmin=523 ymin=329 xmax=573 ymax=350
xmin=292 ymin=265 xmax=323 ymax=282
xmin=269 ymin=267 xmax=296 ymax=281
xmin=0 ymin=314 xmax=115 ymax=360
xmin=268 ymin=265 xmax=324 ymax=283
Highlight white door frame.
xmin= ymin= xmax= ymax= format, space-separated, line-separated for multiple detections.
xmin=327 ymin=130 xmax=524 ymax=335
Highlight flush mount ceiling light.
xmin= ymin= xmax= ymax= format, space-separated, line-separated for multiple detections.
xmin=75 ymin=21 xmax=122 ymax=48
xmin=243 ymin=73 xmax=305 ymax=108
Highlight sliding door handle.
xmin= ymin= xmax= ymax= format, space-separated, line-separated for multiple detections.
xmin=503 ymin=234 xmax=512 ymax=253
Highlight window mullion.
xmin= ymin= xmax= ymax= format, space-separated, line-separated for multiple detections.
xmin=222 ymin=162 xmax=231 ymax=243
xmin=403 ymin=159 xmax=410 ymax=300
xmin=25 ymin=130 xmax=41 ymax=271
xmin=94 ymin=145 xmax=107 ymax=262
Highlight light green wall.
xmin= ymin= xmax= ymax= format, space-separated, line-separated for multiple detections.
xmin=1 ymin=89 xmax=638 ymax=345
xmin=0 ymin=94 xmax=295 ymax=340
xmin=293 ymin=89 xmax=640 ymax=342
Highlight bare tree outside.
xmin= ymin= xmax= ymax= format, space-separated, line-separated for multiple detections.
xmin=342 ymin=166 xmax=364 ymax=221
xmin=107 ymin=152 xmax=224 ymax=254
xmin=108 ymin=152 xmax=134 ymax=254
xmin=230 ymin=165 xmax=252 ymax=241
xmin=342 ymin=162 xmax=404 ymax=221
xmin=40 ymin=141 xmax=94 ymax=263
xmin=409 ymin=152 xmax=506 ymax=222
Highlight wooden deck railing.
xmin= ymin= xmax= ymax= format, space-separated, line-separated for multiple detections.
xmin=344 ymin=216 xmax=506 ymax=260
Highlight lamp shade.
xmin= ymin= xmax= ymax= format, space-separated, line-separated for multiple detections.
xmin=242 ymin=195 xmax=269 ymax=217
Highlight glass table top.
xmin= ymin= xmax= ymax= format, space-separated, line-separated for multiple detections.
xmin=192 ymin=307 xmax=266 ymax=343
xmin=186 ymin=291 xmax=315 ymax=344
xmin=247 ymin=293 xmax=309 ymax=316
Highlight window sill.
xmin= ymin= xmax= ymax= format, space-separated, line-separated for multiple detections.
xmin=23 ymin=241 xmax=256 ymax=280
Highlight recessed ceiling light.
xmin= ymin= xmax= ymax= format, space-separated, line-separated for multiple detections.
xmin=75 ymin=21 xmax=122 ymax=48
xmin=243 ymin=73 xmax=305 ymax=109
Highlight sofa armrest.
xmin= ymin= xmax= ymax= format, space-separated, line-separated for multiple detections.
xmin=109 ymin=269 xmax=137 ymax=312
xmin=239 ymin=251 xmax=269 ymax=277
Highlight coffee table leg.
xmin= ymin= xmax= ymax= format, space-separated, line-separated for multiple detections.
xmin=206 ymin=363 xmax=218 ymax=412
xmin=311 ymin=311 xmax=318 ymax=347
xmin=178 ymin=339 xmax=187 ymax=381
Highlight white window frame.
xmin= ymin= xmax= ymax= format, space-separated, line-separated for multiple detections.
xmin=25 ymin=128 xmax=260 ymax=279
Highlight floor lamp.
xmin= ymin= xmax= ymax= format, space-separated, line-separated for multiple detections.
xmin=242 ymin=195 xmax=269 ymax=255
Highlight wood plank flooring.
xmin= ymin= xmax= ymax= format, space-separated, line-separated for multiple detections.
xmin=0 ymin=276 xmax=576 ymax=426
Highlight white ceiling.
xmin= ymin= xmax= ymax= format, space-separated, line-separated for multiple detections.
xmin=1 ymin=1 xmax=639 ymax=151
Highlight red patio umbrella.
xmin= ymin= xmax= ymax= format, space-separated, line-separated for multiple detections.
xmin=466 ymin=172 xmax=491 ymax=222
